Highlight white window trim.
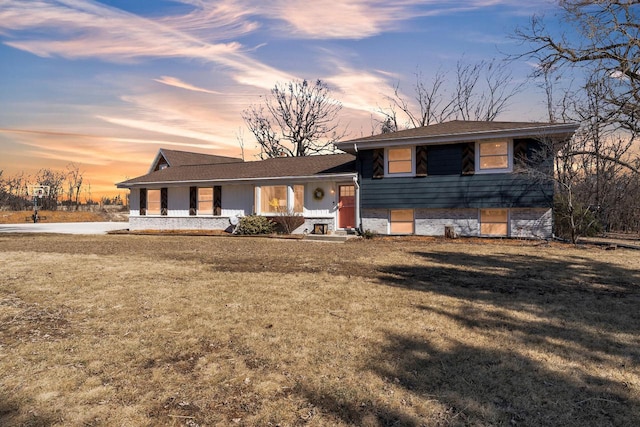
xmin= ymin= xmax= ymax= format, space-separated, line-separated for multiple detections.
xmin=475 ymin=140 xmax=513 ymax=174
xmin=384 ymin=146 xmax=416 ymax=177
xmin=478 ymin=208 xmax=510 ymax=237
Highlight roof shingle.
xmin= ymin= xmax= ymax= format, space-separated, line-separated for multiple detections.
xmin=119 ymin=153 xmax=355 ymax=187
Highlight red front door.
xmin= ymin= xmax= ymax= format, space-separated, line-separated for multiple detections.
xmin=338 ymin=185 xmax=355 ymax=229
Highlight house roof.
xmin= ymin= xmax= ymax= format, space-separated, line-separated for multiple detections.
xmin=119 ymin=153 xmax=356 ymax=188
xmin=336 ymin=120 xmax=580 ymax=153
xmin=149 ymin=148 xmax=243 ymax=173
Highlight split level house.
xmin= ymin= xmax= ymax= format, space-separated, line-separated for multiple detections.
xmin=117 ymin=120 xmax=579 ymax=238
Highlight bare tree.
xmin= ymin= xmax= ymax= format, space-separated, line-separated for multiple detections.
xmin=242 ymin=79 xmax=344 ymax=158
xmin=514 ymin=0 xmax=640 ymax=135
xmin=35 ymin=168 xmax=66 ymax=210
xmin=66 ymin=163 xmax=84 ymax=211
xmin=376 ymin=59 xmax=524 ymax=132
xmin=455 ymin=59 xmax=525 ymax=121
xmin=1 ymin=171 xmax=31 ymax=210
xmin=377 ymin=68 xmax=455 ymax=132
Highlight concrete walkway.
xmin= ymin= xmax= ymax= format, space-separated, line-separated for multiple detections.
xmin=0 ymin=222 xmax=128 ymax=235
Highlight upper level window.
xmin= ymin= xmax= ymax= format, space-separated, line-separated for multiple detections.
xmin=147 ymin=189 xmax=161 ymax=215
xmin=198 ymin=188 xmax=213 ymax=215
xmin=477 ymin=141 xmax=511 ymax=172
xmin=386 ymin=147 xmax=414 ymax=176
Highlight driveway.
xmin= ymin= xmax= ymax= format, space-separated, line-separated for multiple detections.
xmin=0 ymin=222 xmax=128 ymax=235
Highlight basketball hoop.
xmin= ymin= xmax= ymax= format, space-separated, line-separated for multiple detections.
xmin=29 ymin=185 xmax=50 ymax=198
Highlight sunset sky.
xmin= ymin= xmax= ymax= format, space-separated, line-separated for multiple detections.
xmin=0 ymin=0 xmax=564 ymax=199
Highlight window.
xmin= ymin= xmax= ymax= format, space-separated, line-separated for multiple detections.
xmin=260 ymin=186 xmax=288 ymax=213
xmin=198 ymin=188 xmax=213 ymax=214
xmin=478 ymin=141 xmax=510 ymax=171
xmin=258 ymin=185 xmax=304 ymax=214
xmin=387 ymin=147 xmax=413 ymax=175
xmin=480 ymin=209 xmax=508 ymax=236
xmin=390 ymin=209 xmax=414 ymax=234
xmin=147 ymin=189 xmax=161 ymax=215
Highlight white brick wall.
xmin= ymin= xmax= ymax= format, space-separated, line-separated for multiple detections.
xmin=361 ymin=207 xmax=553 ymax=238
xmin=510 ymin=208 xmax=552 ymax=239
xmin=129 ymin=216 xmax=233 ymax=231
xmin=360 ymin=209 xmax=390 ymax=234
xmin=415 ymin=208 xmax=479 ymax=236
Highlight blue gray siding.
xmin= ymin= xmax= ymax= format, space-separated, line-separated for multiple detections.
xmin=357 ymin=147 xmax=553 ymax=209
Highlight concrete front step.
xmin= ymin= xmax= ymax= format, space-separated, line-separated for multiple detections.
xmin=304 ymin=234 xmax=356 ymax=242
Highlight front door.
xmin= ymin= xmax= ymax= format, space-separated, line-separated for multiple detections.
xmin=338 ymin=185 xmax=355 ymax=229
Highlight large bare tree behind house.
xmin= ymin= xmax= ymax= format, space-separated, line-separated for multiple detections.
xmin=376 ymin=59 xmax=524 ymax=132
xmin=242 ymin=79 xmax=344 ymax=158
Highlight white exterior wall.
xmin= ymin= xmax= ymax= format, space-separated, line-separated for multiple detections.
xmin=129 ymin=189 xmax=140 ymax=216
xmin=126 ymin=180 xmax=347 ymax=232
xmin=221 ymin=184 xmax=253 ymax=217
xmin=168 ymin=187 xmax=190 ymax=216
xmin=304 ymin=183 xmax=338 ymax=217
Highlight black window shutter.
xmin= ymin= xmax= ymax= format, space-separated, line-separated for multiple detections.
xmin=462 ymin=142 xmax=475 ymax=175
xmin=214 ymin=186 xmax=222 ymax=216
xmin=513 ymin=139 xmax=528 ymax=168
xmin=372 ymin=148 xmax=384 ymax=179
xmin=139 ymin=188 xmax=147 ymax=216
xmin=415 ymin=145 xmax=428 ymax=177
xmin=160 ymin=188 xmax=168 ymax=215
xmin=189 ymin=186 xmax=197 ymax=216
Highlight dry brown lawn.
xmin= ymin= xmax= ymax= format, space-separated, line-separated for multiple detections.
xmin=0 ymin=208 xmax=128 ymax=224
xmin=0 ymin=235 xmax=638 ymax=426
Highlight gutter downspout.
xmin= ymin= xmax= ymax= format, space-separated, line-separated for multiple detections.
xmin=353 ymin=143 xmax=362 ymax=233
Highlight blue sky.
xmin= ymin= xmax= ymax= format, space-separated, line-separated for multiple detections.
xmin=0 ymin=0 xmax=562 ymax=197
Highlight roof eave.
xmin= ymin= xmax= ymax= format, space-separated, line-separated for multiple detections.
xmin=336 ymin=123 xmax=580 ymax=153
xmin=116 ymin=172 xmax=357 ymax=188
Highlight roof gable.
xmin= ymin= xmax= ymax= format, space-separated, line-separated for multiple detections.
xmin=149 ymin=148 xmax=243 ymax=173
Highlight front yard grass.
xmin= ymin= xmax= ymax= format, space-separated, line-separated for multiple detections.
xmin=0 ymin=235 xmax=638 ymax=426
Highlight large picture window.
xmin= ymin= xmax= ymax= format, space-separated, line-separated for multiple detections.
xmin=480 ymin=209 xmax=508 ymax=236
xmin=198 ymin=188 xmax=213 ymax=214
xmin=478 ymin=141 xmax=509 ymax=171
xmin=387 ymin=147 xmax=413 ymax=175
xmin=147 ymin=189 xmax=161 ymax=215
xmin=260 ymin=186 xmax=288 ymax=213
xmin=390 ymin=209 xmax=414 ymax=234
xmin=258 ymin=185 xmax=304 ymax=214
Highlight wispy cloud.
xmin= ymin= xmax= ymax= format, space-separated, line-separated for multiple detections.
xmin=153 ymin=76 xmax=221 ymax=94
xmin=0 ymin=0 xmax=242 ymax=61
xmin=239 ymin=0 xmax=553 ymax=39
